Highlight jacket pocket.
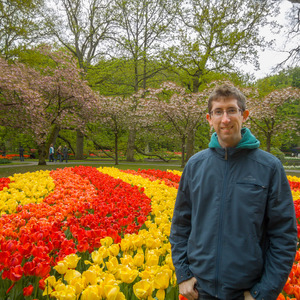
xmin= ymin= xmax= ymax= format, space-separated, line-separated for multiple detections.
xmin=235 ymin=181 xmax=268 ymax=214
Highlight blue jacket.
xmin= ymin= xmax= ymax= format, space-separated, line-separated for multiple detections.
xmin=170 ymin=128 xmax=297 ymax=300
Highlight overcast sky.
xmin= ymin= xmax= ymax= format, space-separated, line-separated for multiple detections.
xmin=243 ymin=0 xmax=298 ymax=79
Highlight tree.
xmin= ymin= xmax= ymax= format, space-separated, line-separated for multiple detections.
xmin=248 ymin=86 xmax=300 ymax=152
xmin=112 ymin=0 xmax=179 ymax=161
xmin=0 ymin=0 xmax=42 ymax=59
xmin=281 ymin=0 xmax=300 ymax=66
xmin=42 ymin=0 xmax=117 ymax=71
xmin=145 ymin=82 xmax=207 ymax=167
xmin=93 ymin=95 xmax=130 ymax=165
xmin=0 ymin=46 xmax=98 ymax=164
xmin=163 ymin=0 xmax=275 ymax=93
xmin=113 ymin=0 xmax=178 ymax=91
xmin=42 ymin=0 xmax=118 ymax=158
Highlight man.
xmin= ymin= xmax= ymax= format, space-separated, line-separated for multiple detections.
xmin=19 ymin=145 xmax=24 ymax=161
xmin=169 ymin=84 xmax=297 ymax=300
xmin=63 ymin=145 xmax=68 ymax=163
xmin=49 ymin=144 xmax=54 ymax=162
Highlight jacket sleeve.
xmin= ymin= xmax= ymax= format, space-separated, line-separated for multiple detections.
xmin=250 ymin=161 xmax=298 ymax=300
xmin=169 ymin=166 xmax=194 ymax=284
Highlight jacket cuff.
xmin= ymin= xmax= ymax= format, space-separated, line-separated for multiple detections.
xmin=250 ymin=284 xmax=278 ymax=300
xmin=250 ymin=286 xmax=259 ymax=299
xmin=175 ymin=267 xmax=193 ymax=284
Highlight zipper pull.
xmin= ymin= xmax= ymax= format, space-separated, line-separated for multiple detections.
xmin=225 ymin=148 xmax=228 ymax=160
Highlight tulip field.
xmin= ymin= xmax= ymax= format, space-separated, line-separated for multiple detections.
xmin=0 ymin=166 xmax=299 ymax=300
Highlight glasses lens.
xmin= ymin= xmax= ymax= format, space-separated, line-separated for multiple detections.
xmin=211 ymin=108 xmax=241 ymax=117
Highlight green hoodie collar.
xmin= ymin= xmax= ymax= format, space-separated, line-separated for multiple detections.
xmin=209 ymin=128 xmax=260 ymax=149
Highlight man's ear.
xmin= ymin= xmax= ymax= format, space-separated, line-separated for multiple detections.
xmin=206 ymin=113 xmax=213 ymax=126
xmin=242 ymin=110 xmax=250 ymax=122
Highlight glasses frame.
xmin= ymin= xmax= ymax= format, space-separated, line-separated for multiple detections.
xmin=209 ymin=108 xmax=243 ymax=118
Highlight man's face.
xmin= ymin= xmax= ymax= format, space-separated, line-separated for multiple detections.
xmin=206 ymin=97 xmax=249 ymax=148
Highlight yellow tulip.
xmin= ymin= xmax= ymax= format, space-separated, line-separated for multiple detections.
xmin=64 ymin=254 xmax=81 ymax=269
xmin=102 ymin=273 xmax=118 ymax=286
xmin=82 ymin=269 xmax=98 ymax=285
xmin=54 ymin=262 xmax=68 ymax=274
xmin=133 ymin=280 xmax=153 ymax=300
xmin=139 ymin=269 xmax=153 ymax=280
xmin=133 ymin=253 xmax=144 ymax=267
xmin=106 ymin=256 xmax=119 ymax=274
xmin=109 ymin=244 xmax=120 ymax=256
xmin=42 ymin=285 xmax=53 ymax=296
xmin=91 ymin=250 xmax=104 ymax=265
xmin=104 ymin=285 xmax=120 ymax=300
xmin=120 ymin=254 xmax=134 ymax=266
xmin=69 ymin=277 xmax=85 ymax=295
xmin=116 ymin=292 xmax=126 ymax=300
xmin=145 ymin=252 xmax=159 ymax=266
xmin=98 ymin=245 xmax=109 ymax=259
xmin=156 ymin=289 xmax=165 ymax=300
xmin=44 ymin=275 xmax=57 ymax=287
xmin=81 ymin=285 xmax=101 ymax=300
xmin=51 ymin=285 xmax=76 ymax=300
xmin=132 ymin=235 xmax=144 ymax=249
xmin=120 ymin=238 xmax=131 ymax=252
xmin=53 ymin=282 xmax=67 ymax=292
xmin=119 ymin=266 xmax=139 ymax=284
xmin=145 ymin=237 xmax=156 ymax=249
xmin=153 ymin=270 xmax=170 ymax=290
xmin=64 ymin=269 xmax=82 ymax=284
xmin=101 ymin=236 xmax=113 ymax=247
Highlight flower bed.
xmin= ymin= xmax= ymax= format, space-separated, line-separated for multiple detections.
xmin=0 ymin=167 xmax=299 ymax=299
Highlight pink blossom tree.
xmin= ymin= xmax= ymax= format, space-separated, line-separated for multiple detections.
xmin=93 ymin=95 xmax=130 ymax=165
xmin=144 ymin=82 xmax=208 ymax=167
xmin=90 ymin=88 xmax=151 ymax=164
xmin=0 ymin=46 xmax=98 ymax=164
xmin=247 ymin=87 xmax=300 ymax=152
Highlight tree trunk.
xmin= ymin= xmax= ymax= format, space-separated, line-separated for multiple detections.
xmin=181 ymin=136 xmax=186 ymax=168
xmin=75 ymin=129 xmax=84 ymax=159
xmin=38 ymin=143 xmax=47 ymax=165
xmin=186 ymin=130 xmax=195 ymax=161
xmin=38 ymin=124 xmax=60 ymax=165
xmin=192 ymin=69 xmax=204 ymax=93
xmin=266 ymin=133 xmax=271 ymax=152
xmin=114 ymin=132 xmax=119 ymax=165
xmin=126 ymin=127 xmax=136 ymax=161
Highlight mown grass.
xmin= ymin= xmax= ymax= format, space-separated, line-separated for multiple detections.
xmin=0 ymin=159 xmax=184 ymax=178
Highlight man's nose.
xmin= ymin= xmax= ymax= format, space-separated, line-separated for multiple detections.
xmin=221 ymin=112 xmax=231 ymax=122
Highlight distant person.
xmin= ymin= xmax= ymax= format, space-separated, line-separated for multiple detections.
xmin=19 ymin=145 xmax=24 ymax=161
xmin=49 ymin=144 xmax=54 ymax=162
xmin=57 ymin=145 xmax=62 ymax=162
xmin=1 ymin=145 xmax=5 ymax=157
xmin=63 ymin=145 xmax=68 ymax=163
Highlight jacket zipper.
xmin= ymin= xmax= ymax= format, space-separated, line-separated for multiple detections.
xmin=215 ymin=148 xmax=229 ymax=297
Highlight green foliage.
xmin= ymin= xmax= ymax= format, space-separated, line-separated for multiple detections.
xmin=256 ymin=67 xmax=300 ymax=95
xmin=86 ymin=57 xmax=179 ymax=96
xmin=0 ymin=158 xmax=11 ymax=164
xmin=0 ymin=126 xmax=37 ymax=154
xmin=0 ymin=0 xmax=43 ymax=59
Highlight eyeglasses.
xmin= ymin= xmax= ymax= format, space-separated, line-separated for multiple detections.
xmin=210 ymin=108 xmax=243 ymax=118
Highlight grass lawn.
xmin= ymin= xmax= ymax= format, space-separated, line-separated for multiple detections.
xmin=0 ymin=159 xmax=184 ymax=178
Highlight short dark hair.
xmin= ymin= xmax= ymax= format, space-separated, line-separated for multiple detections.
xmin=208 ymin=84 xmax=247 ymax=113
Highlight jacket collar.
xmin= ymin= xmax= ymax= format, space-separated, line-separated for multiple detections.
xmin=209 ymin=128 xmax=260 ymax=150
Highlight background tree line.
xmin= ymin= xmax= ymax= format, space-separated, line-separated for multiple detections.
xmin=0 ymin=0 xmax=299 ymax=166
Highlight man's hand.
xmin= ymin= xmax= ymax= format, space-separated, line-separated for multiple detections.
xmin=244 ymin=291 xmax=255 ymax=300
xmin=179 ymin=277 xmax=198 ymax=300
